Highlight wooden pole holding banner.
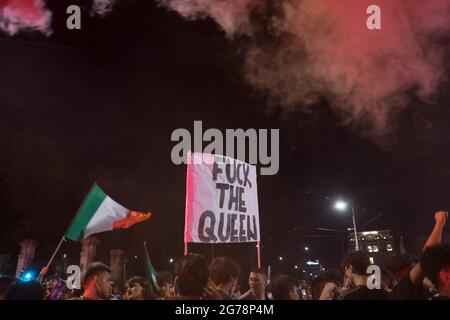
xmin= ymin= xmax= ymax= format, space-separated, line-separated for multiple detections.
xmin=38 ymin=236 xmax=66 ymax=282
xmin=184 ymin=242 xmax=188 ymax=256
xmin=257 ymin=241 xmax=261 ymax=268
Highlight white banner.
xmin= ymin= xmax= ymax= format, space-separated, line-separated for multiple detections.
xmin=184 ymin=152 xmax=260 ymax=243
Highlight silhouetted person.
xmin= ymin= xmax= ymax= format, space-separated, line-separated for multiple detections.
xmin=389 ymin=211 xmax=447 ymax=300
xmin=125 ymin=276 xmax=153 ymax=300
xmin=3 ymin=280 xmax=44 ymax=300
xmin=270 ymin=275 xmax=299 ymax=300
xmin=240 ymin=267 xmax=267 ymax=300
xmin=342 ymin=251 xmax=389 ymax=300
xmin=421 ymin=244 xmax=450 ymax=300
xmin=156 ymin=271 xmax=174 ymax=300
xmin=210 ymin=256 xmax=240 ymax=300
xmin=0 ymin=276 xmax=15 ymax=299
xmin=81 ymin=262 xmax=113 ymax=300
xmin=173 ymin=254 xmax=219 ymax=300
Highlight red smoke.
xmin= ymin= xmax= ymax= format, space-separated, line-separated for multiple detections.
xmin=160 ymin=0 xmax=450 ymax=136
xmin=0 ymin=0 xmax=52 ymax=35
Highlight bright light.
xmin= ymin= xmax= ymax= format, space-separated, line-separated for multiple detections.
xmin=134 ymin=256 xmax=138 ymax=259
xmin=278 ymin=256 xmax=283 ymax=261
xmin=169 ymin=258 xmax=174 ymax=263
xmin=309 ymin=273 xmax=313 ymax=276
xmin=294 ymin=265 xmax=298 ymax=269
xmin=362 ymin=231 xmax=378 ymax=235
xmin=307 ymin=260 xmax=320 ymax=265
xmin=20 ymin=271 xmax=35 ymax=282
xmin=304 ymin=246 xmax=309 ymax=251
xmin=334 ymin=201 xmax=348 ymax=211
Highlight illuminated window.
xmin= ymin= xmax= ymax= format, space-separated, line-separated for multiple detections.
xmin=367 ymin=245 xmax=373 ymax=252
xmin=387 ymin=244 xmax=393 ymax=252
xmin=369 ymin=257 xmax=374 ymax=264
xmin=372 ymin=245 xmax=379 ymax=252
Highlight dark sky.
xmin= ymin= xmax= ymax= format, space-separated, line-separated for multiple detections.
xmin=0 ymin=0 xmax=449 ymax=277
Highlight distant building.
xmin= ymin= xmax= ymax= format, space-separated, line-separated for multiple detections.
xmin=300 ymin=259 xmax=324 ymax=281
xmin=347 ymin=229 xmax=395 ymax=266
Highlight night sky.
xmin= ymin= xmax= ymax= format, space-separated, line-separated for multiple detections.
xmin=0 ymin=0 xmax=449 ymax=279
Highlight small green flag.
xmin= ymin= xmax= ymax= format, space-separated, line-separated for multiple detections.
xmin=143 ymin=241 xmax=159 ymax=291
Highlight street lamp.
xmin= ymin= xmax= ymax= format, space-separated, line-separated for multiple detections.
xmin=334 ymin=200 xmax=360 ymax=251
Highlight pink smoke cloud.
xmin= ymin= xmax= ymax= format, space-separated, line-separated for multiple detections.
xmin=0 ymin=0 xmax=52 ymax=35
xmin=159 ymin=0 xmax=450 ymax=137
xmin=91 ymin=0 xmax=116 ymax=17
xmin=159 ymin=0 xmax=257 ymax=37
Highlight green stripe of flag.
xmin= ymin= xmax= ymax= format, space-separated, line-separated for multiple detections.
xmin=65 ymin=183 xmax=107 ymax=241
xmin=144 ymin=242 xmax=159 ymax=291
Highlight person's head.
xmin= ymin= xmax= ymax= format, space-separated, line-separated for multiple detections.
xmin=210 ymin=256 xmax=240 ymax=294
xmin=270 ymin=275 xmax=298 ymax=300
xmin=82 ymin=262 xmax=112 ymax=300
xmin=156 ymin=271 xmax=174 ymax=299
xmin=174 ymin=254 xmax=209 ymax=298
xmin=420 ymin=244 xmax=450 ymax=297
xmin=384 ymin=253 xmax=416 ymax=282
xmin=342 ymin=251 xmax=369 ymax=283
xmin=3 ymin=280 xmax=44 ymax=300
xmin=45 ymin=274 xmax=59 ymax=292
xmin=248 ymin=267 xmax=267 ymax=297
xmin=125 ymin=276 xmax=153 ymax=300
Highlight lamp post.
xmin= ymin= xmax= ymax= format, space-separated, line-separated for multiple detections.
xmin=334 ymin=200 xmax=360 ymax=251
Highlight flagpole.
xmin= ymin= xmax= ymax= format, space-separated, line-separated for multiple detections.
xmin=184 ymin=242 xmax=188 ymax=256
xmin=38 ymin=236 xmax=66 ymax=282
xmin=257 ymin=241 xmax=261 ymax=268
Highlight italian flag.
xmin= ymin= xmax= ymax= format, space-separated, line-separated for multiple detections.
xmin=65 ymin=184 xmax=151 ymax=241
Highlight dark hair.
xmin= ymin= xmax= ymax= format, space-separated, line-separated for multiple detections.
xmin=310 ymin=270 xmax=342 ymax=300
xmin=125 ymin=276 xmax=154 ymax=299
xmin=420 ymin=244 xmax=450 ymax=289
xmin=82 ymin=262 xmax=110 ymax=287
xmin=47 ymin=274 xmax=59 ymax=281
xmin=342 ymin=251 xmax=369 ymax=276
xmin=384 ymin=253 xmax=416 ymax=274
xmin=3 ymin=280 xmax=45 ymax=300
xmin=249 ymin=267 xmax=267 ymax=279
xmin=210 ymin=256 xmax=240 ymax=286
xmin=156 ymin=271 xmax=173 ymax=288
xmin=174 ymin=253 xmax=209 ymax=297
xmin=270 ymin=275 xmax=296 ymax=300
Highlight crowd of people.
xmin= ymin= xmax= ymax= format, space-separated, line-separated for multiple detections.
xmin=0 ymin=211 xmax=449 ymax=300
